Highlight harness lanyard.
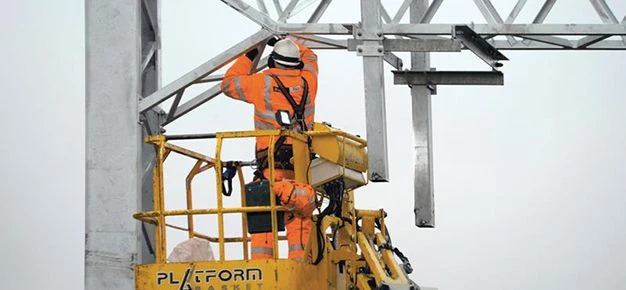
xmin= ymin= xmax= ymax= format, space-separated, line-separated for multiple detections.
xmin=269 ymin=75 xmax=309 ymax=131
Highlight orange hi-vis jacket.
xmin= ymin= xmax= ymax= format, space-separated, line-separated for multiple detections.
xmin=221 ymin=41 xmax=318 ymax=150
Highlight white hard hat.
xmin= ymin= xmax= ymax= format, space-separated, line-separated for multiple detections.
xmin=271 ymin=39 xmax=301 ymax=67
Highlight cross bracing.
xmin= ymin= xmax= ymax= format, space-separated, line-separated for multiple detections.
xmin=136 ymin=0 xmax=625 ymax=228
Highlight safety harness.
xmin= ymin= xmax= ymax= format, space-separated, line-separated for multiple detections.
xmin=269 ymin=75 xmax=309 ymax=131
xmin=243 ymin=75 xmax=312 ymax=233
xmin=253 ymin=75 xmax=310 ymax=179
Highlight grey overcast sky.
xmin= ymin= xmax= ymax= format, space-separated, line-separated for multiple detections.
xmin=1 ymin=0 xmax=626 ymax=289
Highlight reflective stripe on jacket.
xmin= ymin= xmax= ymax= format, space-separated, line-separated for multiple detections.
xmin=221 ymin=41 xmax=318 ymax=150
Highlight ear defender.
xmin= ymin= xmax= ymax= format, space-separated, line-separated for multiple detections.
xmin=268 ymin=55 xmax=276 ymax=68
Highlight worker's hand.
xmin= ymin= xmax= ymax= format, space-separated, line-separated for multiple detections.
xmin=267 ymin=35 xmax=284 ymax=47
xmin=245 ymin=48 xmax=259 ymax=61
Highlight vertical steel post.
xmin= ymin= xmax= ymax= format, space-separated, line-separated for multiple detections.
xmin=85 ymin=0 xmax=142 ymax=289
xmin=411 ymin=0 xmax=435 ymax=227
xmin=360 ymin=0 xmax=390 ymax=181
xmin=140 ymin=0 xmax=161 ymax=265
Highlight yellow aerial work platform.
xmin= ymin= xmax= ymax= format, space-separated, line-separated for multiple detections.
xmin=134 ymin=123 xmax=417 ymax=290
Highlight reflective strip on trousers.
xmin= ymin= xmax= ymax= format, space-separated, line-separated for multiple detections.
xmin=292 ymin=188 xmax=308 ymax=196
xmin=292 ymin=188 xmax=315 ymax=207
xmin=288 ymin=244 xmax=304 ymax=252
xmin=264 ymin=75 xmax=273 ymax=112
xmin=234 ymin=77 xmax=247 ymax=102
xmin=251 ymin=246 xmax=274 ymax=256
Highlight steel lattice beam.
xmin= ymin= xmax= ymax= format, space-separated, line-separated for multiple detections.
xmin=140 ymin=22 xmax=626 ymax=113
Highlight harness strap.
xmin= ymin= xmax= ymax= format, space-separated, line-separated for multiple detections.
xmin=254 ymin=135 xmax=291 ymax=179
xmin=269 ymin=75 xmax=309 ymax=131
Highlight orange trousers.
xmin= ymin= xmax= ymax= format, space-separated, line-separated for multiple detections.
xmin=250 ymin=169 xmax=313 ymax=260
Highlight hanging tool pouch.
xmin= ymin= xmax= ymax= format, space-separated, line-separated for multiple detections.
xmin=245 ymin=180 xmax=285 ymax=234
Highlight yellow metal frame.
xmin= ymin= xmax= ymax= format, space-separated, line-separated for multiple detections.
xmin=135 ymin=124 xmax=414 ymax=290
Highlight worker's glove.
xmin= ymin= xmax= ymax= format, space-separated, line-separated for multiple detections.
xmin=267 ymin=35 xmax=284 ymax=47
xmin=245 ymin=48 xmax=259 ymax=61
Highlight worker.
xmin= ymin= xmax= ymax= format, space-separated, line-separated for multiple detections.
xmin=221 ymin=36 xmax=319 ymax=261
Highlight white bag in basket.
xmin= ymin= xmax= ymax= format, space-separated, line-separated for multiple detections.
xmin=168 ymin=238 xmax=215 ymax=262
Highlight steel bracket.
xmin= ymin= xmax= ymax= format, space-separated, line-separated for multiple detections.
xmin=356 ymin=43 xmax=385 ymax=56
xmin=353 ymin=26 xmax=383 ymax=40
xmin=453 ymin=25 xmax=508 ymax=69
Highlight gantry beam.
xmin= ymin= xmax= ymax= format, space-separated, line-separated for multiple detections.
xmin=382 ymin=23 xmax=626 ymax=36
xmin=140 ymin=21 xmax=626 ymax=111
xmin=281 ymin=37 xmax=626 ymax=50
xmin=248 ymin=23 xmax=626 ymax=36
xmin=139 ymin=22 xmax=626 ymax=114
